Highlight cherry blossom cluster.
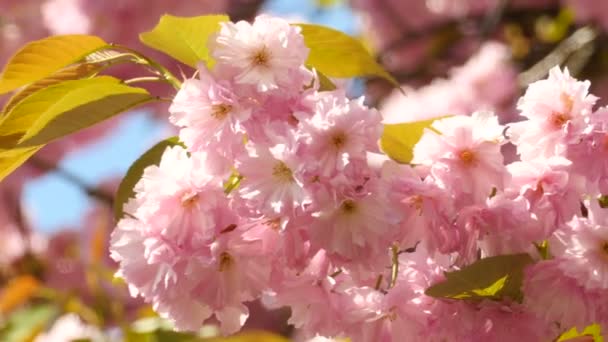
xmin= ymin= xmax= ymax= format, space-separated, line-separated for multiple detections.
xmin=110 ymin=14 xmax=608 ymax=341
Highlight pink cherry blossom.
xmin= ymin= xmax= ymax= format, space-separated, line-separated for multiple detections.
xmin=558 ymin=201 xmax=608 ymax=290
xmin=508 ymin=66 xmax=598 ymax=160
xmin=412 ymin=111 xmax=507 ymax=204
xmin=297 ymin=91 xmax=382 ymax=177
xmin=169 ymin=64 xmax=250 ymax=157
xmin=523 ymin=260 xmax=598 ymax=333
xmin=237 ymin=138 xmax=311 ymax=217
xmin=212 ymin=15 xmax=310 ymax=92
xmin=506 ymin=157 xmax=585 ymax=237
xmin=34 ymin=314 xmax=104 ymax=342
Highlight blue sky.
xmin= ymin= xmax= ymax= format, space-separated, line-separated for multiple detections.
xmin=23 ymin=0 xmax=358 ymax=232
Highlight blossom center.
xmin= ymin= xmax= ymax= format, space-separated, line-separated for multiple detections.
xmin=218 ymin=252 xmax=234 ymax=272
xmin=340 ymin=199 xmax=357 ymax=215
xmin=407 ymin=195 xmax=424 ymax=215
xmin=272 ymin=161 xmax=294 ymax=183
xmin=251 ymin=47 xmax=270 ymax=67
xmin=459 ymin=149 xmax=475 ymax=165
xmin=211 ymin=103 xmax=232 ymax=120
xmin=331 ymin=132 xmax=348 ymax=149
xmin=264 ymin=217 xmax=281 ymax=231
xmin=550 ymin=112 xmax=570 ymax=128
xmin=602 ymin=242 xmax=608 ymax=255
xmin=181 ymin=191 xmax=199 ymax=208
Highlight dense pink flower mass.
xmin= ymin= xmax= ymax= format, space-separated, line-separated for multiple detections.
xmin=111 ymin=13 xmax=608 ymax=342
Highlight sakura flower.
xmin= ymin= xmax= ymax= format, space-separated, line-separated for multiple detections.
xmin=111 ymin=147 xmax=273 ymax=333
xmin=169 ymin=64 xmax=250 ymax=156
xmin=308 ymin=164 xmax=400 ymax=264
xmin=412 ymin=111 xmax=507 ymax=204
xmin=357 ymin=255 xmax=442 ymax=342
xmin=41 ymin=0 xmax=91 ymax=35
xmin=382 ymin=161 xmax=460 ymax=255
xmin=264 ymin=251 xmax=345 ymax=338
xmin=298 ymin=91 xmax=383 ymax=177
xmin=34 ymin=313 xmax=104 ymax=342
xmin=508 ymin=66 xmax=598 ymax=160
xmin=558 ymin=201 xmax=608 ymax=290
xmin=506 ymin=157 xmax=585 ymax=236
xmin=212 ymin=15 xmax=310 ymax=92
xmin=523 ymin=260 xmax=597 ymax=333
xmin=566 ymin=107 xmax=608 ymax=192
xmin=237 ymin=137 xmax=311 ymax=217
xmin=128 ymin=146 xmax=230 ymax=245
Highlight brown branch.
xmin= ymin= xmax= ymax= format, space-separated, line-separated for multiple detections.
xmin=28 ymin=157 xmax=114 ymax=206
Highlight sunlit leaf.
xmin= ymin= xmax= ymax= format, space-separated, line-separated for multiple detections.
xmin=297 ymin=24 xmax=398 ymax=86
xmin=207 ymin=331 xmax=290 ymax=342
xmin=0 ymin=35 xmax=107 ymax=94
xmin=599 ymin=195 xmax=608 ymax=209
xmin=380 ymin=116 xmax=447 ymax=164
xmin=8 ymin=76 xmax=154 ymax=147
xmin=425 ymin=254 xmax=534 ymax=302
xmin=114 ymin=137 xmax=184 ymax=220
xmin=2 ymin=63 xmax=103 ymax=115
xmin=316 ymin=71 xmax=337 ymax=91
xmin=534 ymin=240 xmax=551 ymax=260
xmin=0 ymin=276 xmax=40 ymax=314
xmin=0 ymin=304 xmax=59 ymax=342
xmin=0 ymin=146 xmax=42 ymax=182
xmin=316 ymin=0 xmax=341 ymax=7
xmin=140 ymin=14 xmax=229 ymax=68
xmin=558 ymin=324 xmax=603 ymax=342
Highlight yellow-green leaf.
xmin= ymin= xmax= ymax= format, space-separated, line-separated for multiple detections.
xmin=9 ymin=76 xmax=154 ymax=147
xmin=425 ymin=254 xmax=534 ymax=302
xmin=0 ymin=275 xmax=40 ymax=314
xmin=0 ymin=146 xmax=42 ymax=182
xmin=2 ymin=63 xmax=103 ymax=115
xmin=140 ymin=14 xmax=229 ymax=68
xmin=0 ymin=304 xmax=59 ymax=342
xmin=207 ymin=331 xmax=290 ymax=342
xmin=380 ymin=116 xmax=447 ymax=164
xmin=114 ymin=137 xmax=183 ymax=220
xmin=558 ymin=324 xmax=603 ymax=342
xmin=317 ymin=71 xmax=337 ymax=91
xmin=0 ymin=35 xmax=107 ymax=94
xmin=298 ymin=24 xmax=398 ymax=86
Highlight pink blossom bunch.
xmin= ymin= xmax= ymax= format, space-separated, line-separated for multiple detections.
xmin=111 ymin=13 xmax=608 ymax=341
xmin=381 ymin=41 xmax=518 ymax=124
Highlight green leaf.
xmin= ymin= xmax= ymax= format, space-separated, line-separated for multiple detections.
xmin=297 ymin=24 xmax=398 ymax=86
xmin=425 ymin=253 xmax=534 ymax=302
xmin=207 ymin=331 xmax=290 ymax=342
xmin=3 ymin=76 xmax=154 ymax=147
xmin=558 ymin=324 xmax=603 ymax=342
xmin=316 ymin=71 xmax=337 ymax=91
xmin=0 ymin=304 xmax=59 ymax=342
xmin=316 ymin=0 xmax=341 ymax=8
xmin=599 ymin=195 xmax=608 ymax=209
xmin=114 ymin=137 xmax=184 ymax=220
xmin=0 ymin=35 xmax=107 ymax=94
xmin=0 ymin=146 xmax=42 ymax=182
xmin=2 ymin=63 xmax=103 ymax=115
xmin=140 ymin=14 xmax=229 ymax=68
xmin=534 ymin=240 xmax=551 ymax=260
xmin=380 ymin=116 xmax=447 ymax=164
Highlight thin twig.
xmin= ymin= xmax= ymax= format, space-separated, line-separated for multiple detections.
xmin=124 ymin=76 xmax=164 ymax=85
xmin=28 ymin=157 xmax=114 ymax=206
xmin=518 ymin=26 xmax=597 ymax=86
